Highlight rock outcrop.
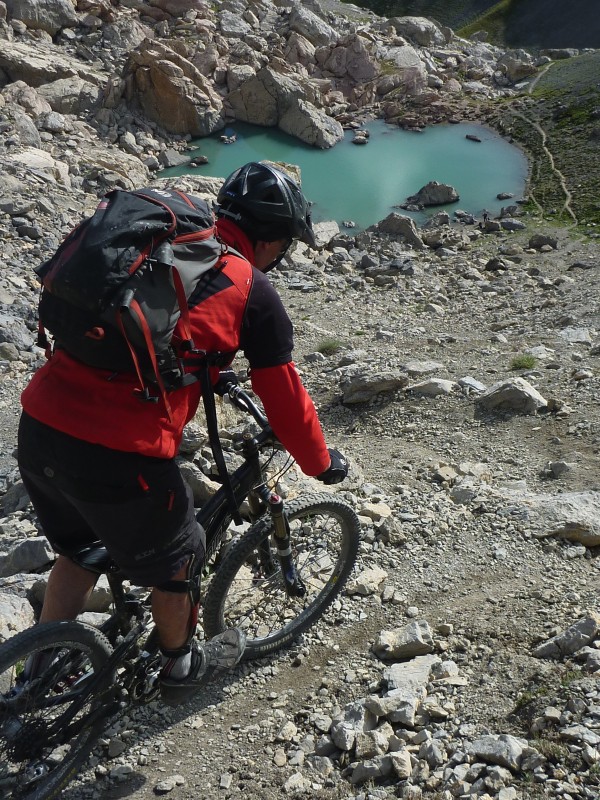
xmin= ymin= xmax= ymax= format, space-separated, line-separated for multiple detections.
xmin=406 ymin=181 xmax=460 ymax=207
xmin=122 ymin=39 xmax=224 ymax=136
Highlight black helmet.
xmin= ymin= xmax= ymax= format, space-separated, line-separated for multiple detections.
xmin=216 ymin=161 xmax=316 ymax=248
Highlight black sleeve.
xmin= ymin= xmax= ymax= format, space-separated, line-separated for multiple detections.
xmin=240 ymin=269 xmax=294 ymax=369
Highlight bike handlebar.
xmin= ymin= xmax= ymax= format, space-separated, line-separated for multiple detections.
xmin=223 ymin=383 xmax=270 ymax=430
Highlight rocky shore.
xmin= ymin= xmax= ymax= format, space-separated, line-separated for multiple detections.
xmin=1 ymin=2 xmax=599 ymax=799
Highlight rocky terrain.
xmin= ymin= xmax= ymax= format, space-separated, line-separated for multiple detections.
xmin=1 ymin=1 xmax=599 ymax=799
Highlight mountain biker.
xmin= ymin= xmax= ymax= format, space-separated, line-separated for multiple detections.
xmin=17 ymin=161 xmax=349 ymax=706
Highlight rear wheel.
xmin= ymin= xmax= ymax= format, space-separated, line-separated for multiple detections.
xmin=203 ymin=494 xmax=361 ymax=659
xmin=0 ymin=621 xmax=114 ymax=800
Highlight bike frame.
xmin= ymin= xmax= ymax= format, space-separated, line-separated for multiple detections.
xmin=197 ymin=429 xmax=266 ymax=563
xmin=197 ymin=386 xmax=306 ymax=598
xmin=0 ymin=386 xmax=316 ymax=795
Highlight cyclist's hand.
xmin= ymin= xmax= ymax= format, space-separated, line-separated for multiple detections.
xmin=214 ymin=367 xmax=238 ymax=397
xmin=316 ymin=448 xmax=348 ymax=485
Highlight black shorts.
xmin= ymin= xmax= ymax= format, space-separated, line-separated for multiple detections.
xmin=17 ymin=413 xmax=205 ymax=586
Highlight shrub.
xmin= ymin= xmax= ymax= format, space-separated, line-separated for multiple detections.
xmin=317 ymin=338 xmax=344 ymax=356
xmin=510 ymin=354 xmax=537 ymax=370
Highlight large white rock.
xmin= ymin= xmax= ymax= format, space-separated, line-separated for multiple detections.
xmin=289 ymin=6 xmax=339 ymax=48
xmin=0 ymin=40 xmax=104 ymax=88
xmin=37 ymin=77 xmax=102 ymax=114
xmin=5 ymin=0 xmax=78 ymax=36
xmin=388 ymin=16 xmax=448 ymax=47
xmin=477 ymin=377 xmax=548 ymax=414
xmin=279 ymin=98 xmax=344 ymax=148
xmin=12 ymin=147 xmax=71 ymax=187
xmin=227 ymin=67 xmax=343 ymax=148
xmin=0 ymin=592 xmax=35 ymax=642
xmin=376 ymin=44 xmax=428 ymax=97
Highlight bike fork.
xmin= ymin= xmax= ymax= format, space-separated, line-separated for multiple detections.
xmin=266 ymin=491 xmax=306 ymax=598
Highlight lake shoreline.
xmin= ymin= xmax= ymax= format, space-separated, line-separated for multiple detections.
xmin=168 ymin=116 xmax=528 ymax=231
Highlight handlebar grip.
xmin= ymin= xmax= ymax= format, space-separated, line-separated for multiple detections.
xmin=226 ymin=384 xmax=269 ymax=429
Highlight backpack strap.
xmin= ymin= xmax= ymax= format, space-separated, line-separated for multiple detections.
xmin=116 ymin=295 xmax=174 ymax=422
xmin=171 ymin=266 xmax=193 ymax=350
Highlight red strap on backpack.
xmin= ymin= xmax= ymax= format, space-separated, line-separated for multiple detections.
xmin=171 ymin=267 xmax=192 ymax=347
xmin=116 ymin=300 xmax=174 ymax=422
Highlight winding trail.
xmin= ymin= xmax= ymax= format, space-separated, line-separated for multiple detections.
xmin=515 ymin=64 xmax=578 ymax=225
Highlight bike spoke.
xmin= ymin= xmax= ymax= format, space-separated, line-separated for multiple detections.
xmin=219 ymin=511 xmax=346 ymax=642
xmin=0 ymin=637 xmax=108 ymax=799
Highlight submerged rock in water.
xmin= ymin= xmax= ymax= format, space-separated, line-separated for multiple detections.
xmin=406 ymin=181 xmax=459 ymax=207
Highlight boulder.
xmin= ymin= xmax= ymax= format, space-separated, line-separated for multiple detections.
xmin=341 ymin=369 xmax=409 ymax=404
xmin=279 ymin=98 xmax=344 ymax=149
xmin=0 ymin=538 xmax=54 ymax=578
xmin=365 ymin=685 xmax=425 ymax=727
xmin=227 ymin=67 xmax=343 ymax=148
xmin=312 ymin=220 xmax=340 ymax=248
xmin=150 ymin=0 xmax=209 ymax=15
xmin=10 ymin=147 xmax=71 ymax=187
xmin=529 ymin=491 xmax=600 ymax=547
xmin=384 ymin=654 xmax=442 ymax=693
xmin=469 ymin=734 xmax=528 ymax=772
xmin=388 ymin=16 xmax=448 ymax=47
xmin=421 ymin=226 xmax=470 ymax=249
xmin=529 ymin=233 xmax=558 ymax=250
xmin=476 ymin=377 xmax=547 ymax=414
xmin=376 ymin=45 xmax=427 ymax=97
xmin=218 ymin=9 xmax=252 ymax=39
xmin=346 ymin=567 xmax=388 ymax=597
xmin=406 ymin=181 xmax=459 ymax=207
xmin=284 ymin=32 xmax=316 ymax=70
xmin=5 ymin=0 xmax=78 ymax=36
xmin=227 ymin=67 xmax=308 ymax=128
xmin=540 ymin=48 xmax=579 ymax=60
xmin=289 ymin=6 xmax=338 ymax=48
xmin=496 ymin=50 xmax=537 ymax=83
xmin=0 ymin=40 xmax=104 ymax=88
xmin=102 ymin=16 xmax=154 ymax=53
xmin=37 ymin=77 xmax=101 ymax=114
xmin=123 ymin=39 xmax=224 ymax=136
xmin=533 ymin=613 xmax=600 ymax=659
xmin=14 ymin=114 xmax=42 ymax=148
xmin=373 ymin=621 xmax=435 ymax=660
xmin=1 ymin=81 xmax=52 ymax=116
xmin=375 ymin=213 xmax=424 ymax=249
xmin=0 ymin=591 xmax=36 ymax=642
xmin=78 ymin=142 xmax=150 ymax=190
xmin=318 ymin=34 xmax=379 ymax=85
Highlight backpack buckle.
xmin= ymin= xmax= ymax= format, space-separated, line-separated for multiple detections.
xmin=134 ymin=387 xmax=159 ymax=404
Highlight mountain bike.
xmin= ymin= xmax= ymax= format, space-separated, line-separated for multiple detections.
xmin=0 ymin=385 xmax=361 ymax=800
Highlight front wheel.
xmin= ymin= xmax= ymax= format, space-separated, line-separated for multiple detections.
xmin=0 ymin=621 xmax=114 ymax=800
xmin=203 ymin=493 xmax=361 ymax=659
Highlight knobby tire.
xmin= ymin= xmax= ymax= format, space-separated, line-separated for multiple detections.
xmin=0 ymin=621 xmax=114 ymax=800
xmin=203 ymin=493 xmax=361 ymax=659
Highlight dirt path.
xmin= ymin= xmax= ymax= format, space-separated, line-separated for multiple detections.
xmin=518 ymin=63 xmax=578 ymax=225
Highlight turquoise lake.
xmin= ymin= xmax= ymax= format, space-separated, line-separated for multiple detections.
xmin=164 ymin=119 xmax=529 ymax=231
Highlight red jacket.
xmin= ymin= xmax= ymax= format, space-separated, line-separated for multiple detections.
xmin=21 ymin=221 xmax=330 ymax=476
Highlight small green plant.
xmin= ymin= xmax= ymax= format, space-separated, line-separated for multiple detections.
xmin=380 ymin=59 xmax=399 ymax=76
xmin=510 ymin=354 xmax=537 ymax=370
xmin=514 ymin=685 xmax=549 ymax=710
xmin=533 ymin=736 xmax=568 ymax=763
xmin=560 ymin=668 xmax=581 ymax=686
xmin=589 ymin=761 xmax=600 ymax=778
xmin=316 ymin=338 xmax=344 ymax=356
